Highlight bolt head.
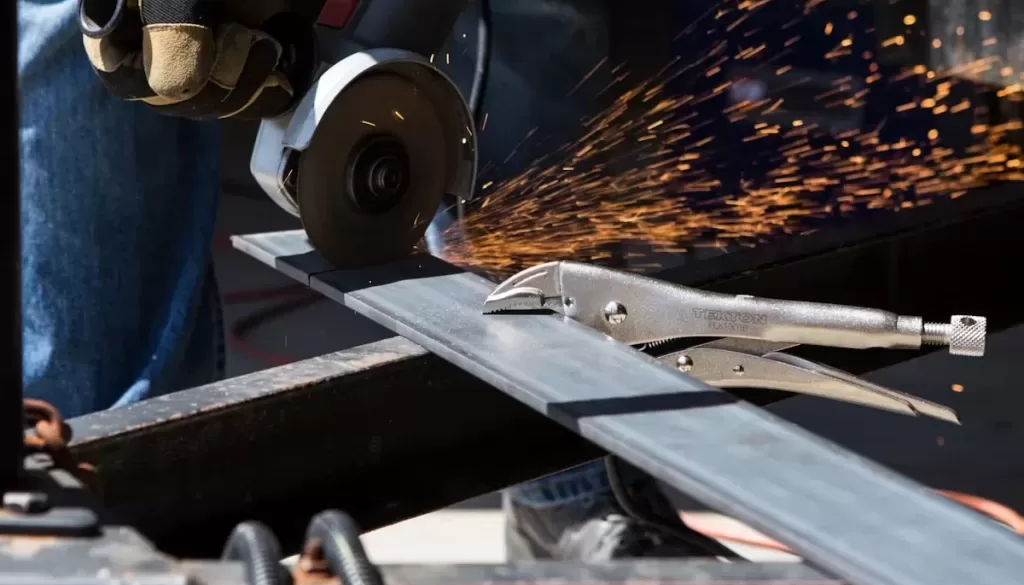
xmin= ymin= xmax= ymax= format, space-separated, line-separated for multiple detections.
xmin=676 ymin=355 xmax=694 ymax=372
xmin=732 ymin=365 xmax=745 ymax=375
xmin=603 ymin=301 xmax=627 ymax=325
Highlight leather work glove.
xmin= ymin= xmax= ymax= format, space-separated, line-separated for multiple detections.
xmin=78 ymin=0 xmax=325 ymax=120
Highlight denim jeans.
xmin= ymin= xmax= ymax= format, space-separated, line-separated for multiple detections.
xmin=19 ymin=0 xmax=224 ymax=418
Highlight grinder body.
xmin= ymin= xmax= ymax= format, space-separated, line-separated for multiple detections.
xmin=249 ymin=0 xmax=477 ymax=268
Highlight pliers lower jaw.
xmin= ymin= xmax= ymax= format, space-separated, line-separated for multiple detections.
xmin=482 ymin=262 xmax=568 ymax=314
xmin=484 ymin=261 xmax=988 ymax=425
xmin=658 ymin=338 xmax=960 ymax=424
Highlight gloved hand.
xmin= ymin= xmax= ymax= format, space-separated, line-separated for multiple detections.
xmin=78 ymin=0 xmax=324 ymax=120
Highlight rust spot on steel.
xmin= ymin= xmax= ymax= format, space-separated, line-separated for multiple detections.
xmin=22 ymin=399 xmax=97 ymax=489
xmin=69 ymin=340 xmax=429 ymax=448
xmin=292 ymin=539 xmax=341 ymax=585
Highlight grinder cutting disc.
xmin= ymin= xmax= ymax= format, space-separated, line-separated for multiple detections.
xmin=296 ymin=73 xmax=449 ymax=267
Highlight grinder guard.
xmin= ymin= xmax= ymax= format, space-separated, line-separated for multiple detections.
xmin=250 ymin=48 xmax=477 ymax=267
xmin=250 ymin=0 xmax=476 ymax=268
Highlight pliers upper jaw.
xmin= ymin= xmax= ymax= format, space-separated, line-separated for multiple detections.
xmin=483 ymin=261 xmax=567 ymax=314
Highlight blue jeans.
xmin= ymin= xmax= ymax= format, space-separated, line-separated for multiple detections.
xmin=19 ymin=0 xmax=224 ymax=419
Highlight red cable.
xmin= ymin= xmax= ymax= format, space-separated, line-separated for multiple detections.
xmin=680 ymin=490 xmax=1024 ymax=554
xmin=216 ymin=232 xmax=324 ymax=366
xmin=222 ymin=285 xmax=321 ymax=367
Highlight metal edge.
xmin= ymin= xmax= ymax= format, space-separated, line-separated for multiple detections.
xmin=68 ymin=333 xmax=599 ymax=556
xmin=69 ymin=337 xmax=426 ymax=445
xmin=379 ymin=561 xmax=843 ymax=585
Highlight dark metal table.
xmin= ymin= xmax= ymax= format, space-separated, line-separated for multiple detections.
xmin=68 ymin=337 xmax=599 ymax=556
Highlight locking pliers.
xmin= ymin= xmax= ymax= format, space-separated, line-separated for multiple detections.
xmin=482 ymin=261 xmax=987 ymax=424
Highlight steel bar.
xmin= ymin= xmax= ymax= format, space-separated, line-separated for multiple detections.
xmin=68 ymin=336 xmax=599 ymax=557
xmin=235 ymin=230 xmax=1024 ymax=585
xmin=0 ymin=524 xmax=844 ymax=585
xmin=2 ymin=0 xmax=21 ymax=491
xmin=381 ymin=561 xmax=845 ymax=585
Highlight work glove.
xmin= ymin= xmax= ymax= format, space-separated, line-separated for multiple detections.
xmin=78 ymin=0 xmax=325 ymax=120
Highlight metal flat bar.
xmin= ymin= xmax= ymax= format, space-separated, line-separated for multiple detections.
xmin=0 ymin=524 xmax=841 ymax=585
xmin=69 ymin=336 xmax=598 ymax=557
xmin=233 ymin=230 xmax=1024 ymax=585
xmin=381 ymin=561 xmax=844 ymax=585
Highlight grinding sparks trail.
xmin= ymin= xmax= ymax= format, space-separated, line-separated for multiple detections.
xmin=439 ymin=0 xmax=1024 ymax=278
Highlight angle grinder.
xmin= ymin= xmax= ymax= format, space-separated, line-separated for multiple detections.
xmin=250 ymin=0 xmax=477 ymax=267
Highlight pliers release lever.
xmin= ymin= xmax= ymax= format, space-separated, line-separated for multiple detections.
xmin=483 ymin=261 xmax=987 ymax=424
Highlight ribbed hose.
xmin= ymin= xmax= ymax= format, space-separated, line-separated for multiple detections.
xmin=222 ymin=521 xmax=292 ymax=585
xmin=306 ymin=510 xmax=383 ymax=585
